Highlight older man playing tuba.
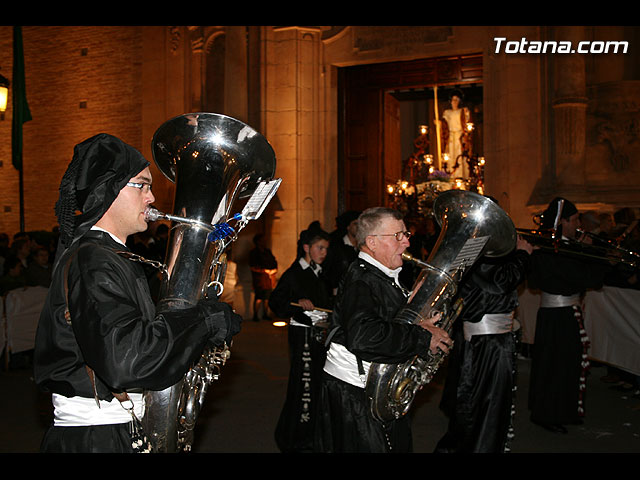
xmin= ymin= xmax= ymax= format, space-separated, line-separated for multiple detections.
xmin=314 ymin=207 xmax=451 ymax=453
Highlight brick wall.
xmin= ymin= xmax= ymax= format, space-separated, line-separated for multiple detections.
xmin=0 ymin=26 xmax=143 ymax=239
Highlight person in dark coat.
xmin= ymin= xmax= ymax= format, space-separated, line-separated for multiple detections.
xmin=269 ymin=225 xmax=332 ymax=452
xmin=527 ymin=197 xmax=609 ymax=434
xmin=324 ymin=210 xmax=360 ymax=293
xmin=435 ymin=235 xmax=532 ymax=453
xmin=249 ymin=233 xmax=278 ymax=321
xmin=33 ymin=133 xmax=241 ymax=453
xmin=314 ymin=207 xmax=451 ymax=453
xmin=25 ymin=246 xmax=52 ymax=287
xmin=0 ymin=254 xmax=26 ymax=296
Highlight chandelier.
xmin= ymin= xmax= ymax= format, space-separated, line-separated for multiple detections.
xmin=387 ymin=122 xmax=485 ymax=219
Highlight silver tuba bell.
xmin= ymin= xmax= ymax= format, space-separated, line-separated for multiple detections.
xmin=365 ymin=190 xmax=516 ymax=423
xmin=142 ymin=113 xmax=280 ymax=452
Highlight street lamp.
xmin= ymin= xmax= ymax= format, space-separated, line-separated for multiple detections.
xmin=0 ymin=71 xmax=9 ymax=120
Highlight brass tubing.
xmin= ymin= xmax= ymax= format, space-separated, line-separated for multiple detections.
xmin=516 ymin=228 xmax=637 ymax=268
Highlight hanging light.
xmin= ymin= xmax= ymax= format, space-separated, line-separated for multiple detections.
xmin=0 ymin=72 xmax=9 ymax=119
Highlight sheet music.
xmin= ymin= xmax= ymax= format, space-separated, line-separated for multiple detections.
xmin=450 ymin=236 xmax=490 ymax=272
xmin=241 ymin=178 xmax=282 ymax=220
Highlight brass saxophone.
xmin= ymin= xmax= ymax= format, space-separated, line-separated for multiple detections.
xmin=365 ymin=190 xmax=516 ymax=423
xmin=142 ymin=113 xmax=280 ymax=452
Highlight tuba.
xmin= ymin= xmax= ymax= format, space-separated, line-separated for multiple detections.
xmin=142 ymin=113 xmax=280 ymax=452
xmin=365 ymin=190 xmax=516 ymax=423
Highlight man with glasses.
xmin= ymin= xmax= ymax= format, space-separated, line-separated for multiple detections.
xmin=315 ymin=207 xmax=451 ymax=452
xmin=34 ymin=133 xmax=241 ymax=452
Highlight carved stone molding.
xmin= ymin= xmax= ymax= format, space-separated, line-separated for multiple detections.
xmin=351 ymin=26 xmax=453 ymax=53
xmin=168 ymin=26 xmax=181 ymax=55
xmin=588 ymin=81 xmax=640 ymax=173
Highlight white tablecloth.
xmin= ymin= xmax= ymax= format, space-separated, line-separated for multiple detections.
xmin=2 ymin=286 xmax=48 ymax=354
xmin=517 ymin=286 xmax=640 ymax=377
xmin=584 ymin=286 xmax=640 ymax=377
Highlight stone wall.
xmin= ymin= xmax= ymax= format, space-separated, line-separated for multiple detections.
xmin=0 ymin=26 xmax=144 ymax=238
xmin=1 ymin=25 xmax=638 ymax=319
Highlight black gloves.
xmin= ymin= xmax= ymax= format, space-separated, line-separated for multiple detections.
xmin=197 ymin=297 xmax=242 ymax=347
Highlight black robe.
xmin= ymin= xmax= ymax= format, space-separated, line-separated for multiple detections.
xmin=436 ymin=249 xmax=529 ymax=453
xmin=269 ymin=260 xmax=333 ymax=453
xmin=34 ymin=230 xmax=220 ymax=402
xmin=324 ymin=235 xmax=358 ymax=292
xmin=314 ymin=258 xmax=432 ymax=453
xmin=527 ymin=249 xmax=608 ymax=426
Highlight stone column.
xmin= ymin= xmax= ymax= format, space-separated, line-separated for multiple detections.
xmin=187 ymin=26 xmax=205 ymax=112
xmin=224 ymin=26 xmax=248 ymax=122
xmin=552 ymin=26 xmax=588 ymax=195
xmin=263 ymin=26 xmax=329 ymax=269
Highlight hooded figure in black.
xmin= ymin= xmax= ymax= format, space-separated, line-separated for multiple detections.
xmin=435 ymin=232 xmax=532 ymax=453
xmin=34 ymin=134 xmax=241 ymax=453
xmin=527 ymin=197 xmax=609 ymax=434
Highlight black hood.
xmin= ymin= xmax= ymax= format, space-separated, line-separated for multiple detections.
xmin=55 ymin=133 xmax=149 ymax=248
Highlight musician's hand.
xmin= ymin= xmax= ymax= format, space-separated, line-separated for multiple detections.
xmin=418 ymin=313 xmax=452 ymax=355
xmin=517 ymin=235 xmax=533 ymax=254
xmin=197 ymin=298 xmax=242 ymax=347
xmin=297 ymin=298 xmax=315 ymax=311
xmin=577 ymin=230 xmax=593 ymax=244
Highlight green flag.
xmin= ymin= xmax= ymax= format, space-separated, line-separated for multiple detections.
xmin=12 ymin=26 xmax=32 ymax=172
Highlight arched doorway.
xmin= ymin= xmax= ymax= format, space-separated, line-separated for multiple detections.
xmin=338 ymin=54 xmax=484 ymax=213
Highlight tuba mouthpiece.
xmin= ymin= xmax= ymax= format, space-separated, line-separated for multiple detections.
xmin=401 ymin=252 xmax=414 ymax=262
xmin=144 ymin=207 xmax=162 ymax=222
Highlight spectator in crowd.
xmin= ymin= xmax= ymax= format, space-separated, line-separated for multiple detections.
xmin=10 ymin=237 xmax=31 ymax=269
xmin=25 ymin=246 xmax=52 ymax=288
xmin=249 ymin=233 xmax=278 ymax=322
xmin=0 ymin=255 xmax=27 ymax=296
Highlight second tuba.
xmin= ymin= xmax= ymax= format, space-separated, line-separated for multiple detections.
xmin=365 ymin=190 xmax=516 ymax=423
xmin=142 ymin=113 xmax=280 ymax=452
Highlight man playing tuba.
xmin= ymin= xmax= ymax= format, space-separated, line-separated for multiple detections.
xmin=34 ymin=133 xmax=241 ymax=453
xmin=314 ymin=207 xmax=451 ymax=453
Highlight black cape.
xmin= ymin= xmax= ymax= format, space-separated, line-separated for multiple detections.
xmin=34 ymin=230 xmax=220 ymax=400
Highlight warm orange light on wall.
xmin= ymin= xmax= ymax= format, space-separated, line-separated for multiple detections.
xmin=0 ymin=73 xmax=9 ymax=118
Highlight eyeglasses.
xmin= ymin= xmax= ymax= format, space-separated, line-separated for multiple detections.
xmin=371 ymin=231 xmax=412 ymax=241
xmin=126 ymin=182 xmax=153 ymax=193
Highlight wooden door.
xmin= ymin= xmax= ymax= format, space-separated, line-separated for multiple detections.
xmin=341 ymin=75 xmax=383 ymax=212
xmin=339 ymin=54 xmax=483 ymax=212
xmin=383 ymin=92 xmax=402 ymax=201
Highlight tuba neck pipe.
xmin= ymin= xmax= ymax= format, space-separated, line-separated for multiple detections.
xmin=516 ymin=228 xmax=638 ymax=268
xmin=401 ymin=251 xmax=429 ymax=268
xmin=145 ymin=207 xmax=214 ymax=230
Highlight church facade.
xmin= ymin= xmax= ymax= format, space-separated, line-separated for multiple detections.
xmin=0 ymin=25 xmax=637 ymax=315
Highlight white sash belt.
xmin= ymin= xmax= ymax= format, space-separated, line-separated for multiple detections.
xmin=540 ymin=292 xmax=581 ymax=308
xmin=323 ymin=343 xmax=370 ymax=388
xmin=52 ymin=392 xmax=144 ymax=426
xmin=463 ymin=312 xmax=517 ymax=341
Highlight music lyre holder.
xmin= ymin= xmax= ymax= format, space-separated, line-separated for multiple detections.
xmin=145 ymin=178 xmax=282 ymax=245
